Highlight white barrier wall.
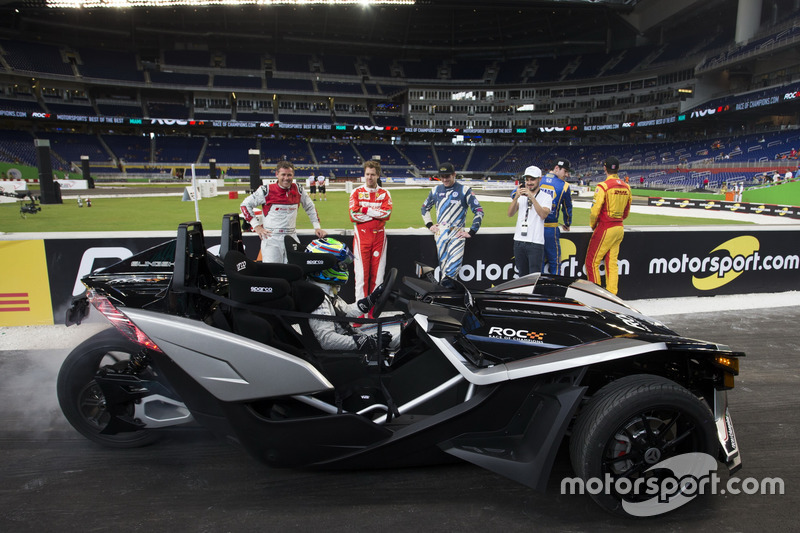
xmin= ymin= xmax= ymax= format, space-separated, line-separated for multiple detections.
xmin=55 ymin=179 xmax=90 ymax=190
xmin=0 ymin=180 xmax=28 ymax=203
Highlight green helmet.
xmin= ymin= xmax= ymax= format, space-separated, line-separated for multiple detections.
xmin=305 ymin=238 xmax=354 ymax=284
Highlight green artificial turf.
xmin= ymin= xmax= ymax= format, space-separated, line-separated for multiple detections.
xmin=633 ymin=180 xmax=800 ymax=205
xmin=1 ymin=187 xmax=754 ymax=233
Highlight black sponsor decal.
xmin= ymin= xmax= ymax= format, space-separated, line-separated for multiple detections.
xmin=648 ymin=197 xmax=800 ymax=219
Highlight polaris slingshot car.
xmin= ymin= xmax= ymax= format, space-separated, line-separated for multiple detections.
xmin=60 ymin=215 xmax=742 ymax=516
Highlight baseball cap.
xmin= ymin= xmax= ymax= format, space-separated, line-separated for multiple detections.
xmin=523 ymin=165 xmax=542 ymax=178
xmin=555 ymin=159 xmax=571 ymax=171
xmin=438 ymin=162 xmax=455 ymax=175
xmin=604 ymin=156 xmax=620 ymax=172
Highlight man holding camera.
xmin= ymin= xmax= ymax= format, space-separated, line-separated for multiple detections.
xmin=508 ymin=165 xmax=552 ymax=276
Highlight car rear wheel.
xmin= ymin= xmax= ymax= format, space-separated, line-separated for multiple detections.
xmin=569 ymin=374 xmax=718 ymax=517
xmin=57 ymin=329 xmax=160 ymax=448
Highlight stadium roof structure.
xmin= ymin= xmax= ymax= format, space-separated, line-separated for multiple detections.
xmin=0 ymin=0 xmax=743 ymax=60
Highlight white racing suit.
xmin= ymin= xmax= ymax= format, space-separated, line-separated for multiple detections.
xmin=239 ymin=182 xmax=321 ymax=263
xmin=308 ymin=282 xmax=400 ymax=352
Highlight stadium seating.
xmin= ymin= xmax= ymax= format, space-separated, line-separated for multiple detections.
xmin=214 ymin=75 xmax=263 ymax=89
xmin=45 ymin=102 xmax=96 ymax=117
xmin=0 ymin=40 xmax=74 ymax=76
xmin=0 ymin=129 xmax=38 ymax=167
xmin=0 ymin=6 xmax=798 ymax=187
xmin=395 ymin=144 xmax=436 ymax=170
xmin=37 ymin=132 xmax=110 ymax=165
xmin=274 ymin=53 xmax=313 ymax=73
xmin=310 ymin=141 xmax=360 ymax=165
xmin=316 ymin=81 xmax=364 ymax=95
xmin=77 ymin=48 xmax=144 ymax=82
xmin=321 ymin=54 xmax=358 ymax=76
xmin=203 ymin=137 xmax=258 ymax=164
xmin=102 ymin=134 xmax=151 ymax=163
xmin=149 ymin=72 xmax=209 ymax=87
xmin=432 ymin=145 xmax=472 ymax=170
xmin=224 ymin=52 xmax=263 ymax=70
xmin=398 ymin=58 xmax=439 ymax=81
xmin=163 ymin=50 xmax=211 ymax=68
xmin=468 ymin=145 xmax=515 ymax=172
xmin=267 ymin=78 xmax=314 ymax=91
xmin=353 ymin=142 xmax=403 ymax=166
xmin=154 ymin=137 xmax=205 ymax=164
xmin=259 ymin=138 xmax=313 ymax=165
xmin=0 ymin=98 xmax=43 ymax=113
xmin=147 ymin=102 xmax=192 ymax=119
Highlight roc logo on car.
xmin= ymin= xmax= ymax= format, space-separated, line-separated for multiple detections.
xmin=488 ymin=327 xmax=545 ymax=342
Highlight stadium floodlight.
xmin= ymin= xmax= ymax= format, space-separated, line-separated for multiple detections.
xmin=43 ymin=0 xmax=416 ymax=7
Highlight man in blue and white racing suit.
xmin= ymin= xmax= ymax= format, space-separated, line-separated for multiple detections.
xmin=420 ymin=162 xmax=484 ymax=286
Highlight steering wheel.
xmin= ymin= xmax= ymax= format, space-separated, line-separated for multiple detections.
xmin=371 ymin=268 xmax=398 ymax=318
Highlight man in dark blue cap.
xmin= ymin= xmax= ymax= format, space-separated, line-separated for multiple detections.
xmin=539 ymin=159 xmax=573 ymax=275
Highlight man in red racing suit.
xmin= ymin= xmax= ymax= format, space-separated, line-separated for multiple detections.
xmin=349 ymin=160 xmax=393 ymax=300
xmin=240 ymin=160 xmax=327 ymax=263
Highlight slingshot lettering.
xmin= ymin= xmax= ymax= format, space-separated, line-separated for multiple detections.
xmin=131 ymin=261 xmax=173 ymax=268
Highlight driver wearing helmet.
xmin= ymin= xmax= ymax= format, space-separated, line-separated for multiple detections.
xmin=305 ymin=238 xmax=396 ymax=353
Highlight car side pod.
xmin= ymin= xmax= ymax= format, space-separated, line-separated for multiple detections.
xmin=440 ymin=373 xmax=587 ymax=492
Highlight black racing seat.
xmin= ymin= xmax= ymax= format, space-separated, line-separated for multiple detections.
xmin=172 ymin=220 xmax=226 ymax=318
xmin=222 ymin=250 xmax=325 ymax=354
xmin=218 ymin=213 xmax=245 ymax=261
xmin=224 ymin=249 xmax=299 ymax=309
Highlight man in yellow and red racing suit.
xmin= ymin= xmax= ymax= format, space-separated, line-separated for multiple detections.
xmin=585 ymin=157 xmax=631 ymax=295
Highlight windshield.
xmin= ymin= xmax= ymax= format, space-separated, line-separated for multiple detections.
xmin=487 ymin=273 xmax=541 ymax=293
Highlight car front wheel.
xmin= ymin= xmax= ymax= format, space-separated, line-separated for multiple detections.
xmin=569 ymin=374 xmax=718 ymax=517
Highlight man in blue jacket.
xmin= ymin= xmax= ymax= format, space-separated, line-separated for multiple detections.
xmin=540 ymin=159 xmax=573 ymax=275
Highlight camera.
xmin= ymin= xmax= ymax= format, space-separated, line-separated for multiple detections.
xmin=20 ymin=201 xmax=42 ymax=216
xmin=2 ymin=191 xmax=42 ymax=218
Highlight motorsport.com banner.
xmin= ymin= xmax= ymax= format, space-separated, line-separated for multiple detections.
xmin=40 ymin=228 xmax=800 ymax=319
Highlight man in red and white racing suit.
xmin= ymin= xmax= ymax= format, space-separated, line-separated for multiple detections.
xmin=349 ymin=160 xmax=393 ymax=300
xmin=240 ymin=160 xmax=327 ymax=263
